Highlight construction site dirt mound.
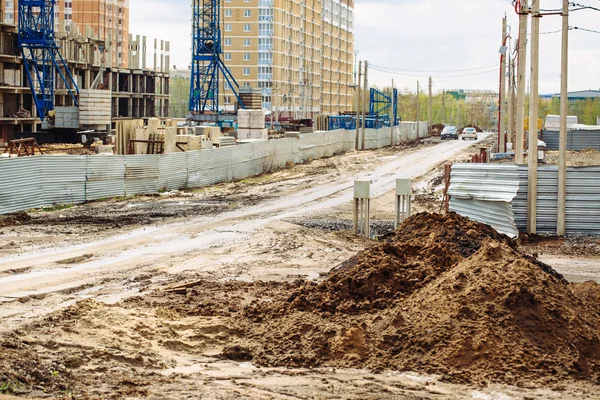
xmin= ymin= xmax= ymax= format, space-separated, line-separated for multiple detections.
xmin=238 ymin=213 xmax=600 ymax=385
xmin=269 ymin=212 xmax=515 ymax=314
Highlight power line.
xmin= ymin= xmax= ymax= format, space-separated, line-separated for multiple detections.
xmin=369 ymin=65 xmax=499 ymax=79
xmin=368 ymin=63 xmax=497 ymax=74
xmin=573 ymin=26 xmax=600 ymax=34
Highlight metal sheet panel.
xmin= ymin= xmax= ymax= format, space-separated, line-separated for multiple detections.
xmin=197 ymin=146 xmax=233 ymax=187
xmin=186 ymin=151 xmax=203 ymax=188
xmin=231 ymin=143 xmax=264 ymax=180
xmin=86 ymin=156 xmax=126 ymax=201
xmin=511 ymin=165 xmax=600 ymax=236
xmin=41 ymin=156 xmax=87 ymax=206
xmin=159 ymin=152 xmax=188 ymax=191
xmin=449 ymin=164 xmax=520 ymax=202
xmin=448 ymin=163 xmax=521 ymax=237
xmin=125 ymin=155 xmax=160 ymax=196
xmin=541 ymin=130 xmax=600 ymax=151
xmin=450 ymin=198 xmax=519 ymax=238
xmin=0 ymin=157 xmax=44 ymax=214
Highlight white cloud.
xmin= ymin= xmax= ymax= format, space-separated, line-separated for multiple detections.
xmin=129 ymin=0 xmax=600 ymax=93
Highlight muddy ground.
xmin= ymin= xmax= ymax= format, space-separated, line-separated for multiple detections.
xmin=1 ymin=136 xmax=600 ymax=399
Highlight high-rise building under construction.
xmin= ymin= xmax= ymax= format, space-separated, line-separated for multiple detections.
xmin=3 ymin=0 xmax=130 ymax=68
xmin=221 ymin=0 xmax=355 ymax=117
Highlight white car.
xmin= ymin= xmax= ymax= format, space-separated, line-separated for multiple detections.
xmin=461 ymin=127 xmax=478 ymax=140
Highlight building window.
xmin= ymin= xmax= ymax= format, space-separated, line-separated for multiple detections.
xmin=243 ymin=53 xmax=250 ymax=61
xmin=225 ymin=9 xmax=232 ymax=17
xmin=224 ymin=96 xmax=232 ymax=104
xmin=243 ymin=24 xmax=251 ymax=32
xmin=225 ymin=24 xmax=232 ymax=32
xmin=244 ymin=10 xmax=251 ymax=17
xmin=243 ymin=68 xmax=251 ymax=76
xmin=224 ymin=38 xmax=232 ymax=46
xmin=225 ymin=53 xmax=232 ymax=61
xmin=243 ymin=39 xmax=251 ymax=46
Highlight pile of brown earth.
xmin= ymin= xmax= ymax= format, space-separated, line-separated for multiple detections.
xmin=236 ymin=213 xmax=600 ymax=385
xmin=0 ymin=212 xmax=31 ymax=227
xmin=431 ymin=124 xmax=445 ymax=136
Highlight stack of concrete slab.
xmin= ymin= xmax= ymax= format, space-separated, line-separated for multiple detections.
xmin=237 ymin=109 xmax=267 ymax=140
xmin=79 ymin=89 xmax=111 ymax=127
xmin=194 ymin=126 xmax=221 ymax=145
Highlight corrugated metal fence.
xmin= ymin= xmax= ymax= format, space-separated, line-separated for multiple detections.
xmin=541 ymin=130 xmax=600 ymax=151
xmin=0 ymin=126 xmax=427 ymax=215
xmin=450 ymin=163 xmax=600 ymax=237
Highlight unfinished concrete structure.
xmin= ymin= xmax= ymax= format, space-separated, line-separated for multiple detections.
xmin=0 ymin=2 xmax=169 ymax=143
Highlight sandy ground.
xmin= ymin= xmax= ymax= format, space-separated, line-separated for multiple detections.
xmin=1 ymin=134 xmax=600 ymax=399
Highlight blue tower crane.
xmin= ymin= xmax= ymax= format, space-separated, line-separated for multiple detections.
xmin=189 ymin=0 xmax=244 ymax=121
xmin=18 ymin=0 xmax=79 ymax=121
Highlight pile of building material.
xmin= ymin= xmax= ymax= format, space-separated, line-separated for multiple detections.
xmin=237 ymin=109 xmax=267 ymax=140
xmin=79 ymin=89 xmax=111 ymax=129
xmin=238 ymin=87 xmax=263 ymax=110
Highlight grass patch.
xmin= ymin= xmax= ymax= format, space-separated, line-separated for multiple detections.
xmin=33 ymin=204 xmax=75 ymax=213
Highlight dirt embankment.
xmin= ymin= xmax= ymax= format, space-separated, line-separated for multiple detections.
xmin=235 ymin=213 xmax=600 ymax=385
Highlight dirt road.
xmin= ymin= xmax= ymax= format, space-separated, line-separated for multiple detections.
xmin=0 ymin=136 xmax=484 ymax=330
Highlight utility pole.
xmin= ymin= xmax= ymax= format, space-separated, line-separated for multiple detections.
xmin=515 ymin=0 xmax=529 ymax=164
xmin=355 ymin=60 xmax=362 ymax=151
xmin=391 ymin=79 xmax=395 ymax=146
xmin=507 ymin=42 xmax=515 ymax=148
xmin=416 ymin=81 xmax=420 ymax=139
xmin=527 ymin=0 xmax=540 ymax=234
xmin=499 ymin=16 xmax=508 ymax=153
xmin=558 ymin=0 xmax=569 ymax=236
xmin=361 ymin=61 xmax=368 ymax=150
xmin=428 ymin=77 xmax=433 ymax=137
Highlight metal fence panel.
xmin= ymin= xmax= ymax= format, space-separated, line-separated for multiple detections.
xmin=449 ymin=164 xmax=520 ymax=237
xmin=159 ymin=152 xmax=188 ymax=191
xmin=565 ymin=167 xmax=600 ymax=235
xmin=197 ymin=146 xmax=233 ymax=187
xmin=231 ymin=144 xmax=262 ymax=181
xmin=0 ymin=157 xmax=44 ymax=214
xmin=86 ymin=156 xmax=126 ymax=201
xmin=125 ymin=155 xmax=160 ymax=196
xmin=41 ymin=156 xmax=87 ymax=206
xmin=186 ymin=151 xmax=203 ymax=188
xmin=541 ymin=130 xmax=600 ymax=151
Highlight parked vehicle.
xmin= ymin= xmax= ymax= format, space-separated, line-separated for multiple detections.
xmin=461 ymin=127 xmax=478 ymax=140
xmin=440 ymin=125 xmax=458 ymax=140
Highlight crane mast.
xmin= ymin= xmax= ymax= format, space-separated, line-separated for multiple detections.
xmin=189 ymin=0 xmax=244 ymax=120
xmin=18 ymin=0 xmax=79 ymax=121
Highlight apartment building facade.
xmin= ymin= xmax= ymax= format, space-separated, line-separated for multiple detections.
xmin=2 ymin=0 xmax=129 ymax=68
xmin=221 ymin=0 xmax=354 ymax=117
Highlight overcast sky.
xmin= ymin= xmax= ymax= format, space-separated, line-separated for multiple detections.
xmin=130 ymin=0 xmax=600 ymax=94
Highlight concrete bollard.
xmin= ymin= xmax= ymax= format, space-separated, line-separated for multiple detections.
xmin=353 ymin=180 xmax=371 ymax=238
xmin=395 ymin=178 xmax=412 ymax=229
